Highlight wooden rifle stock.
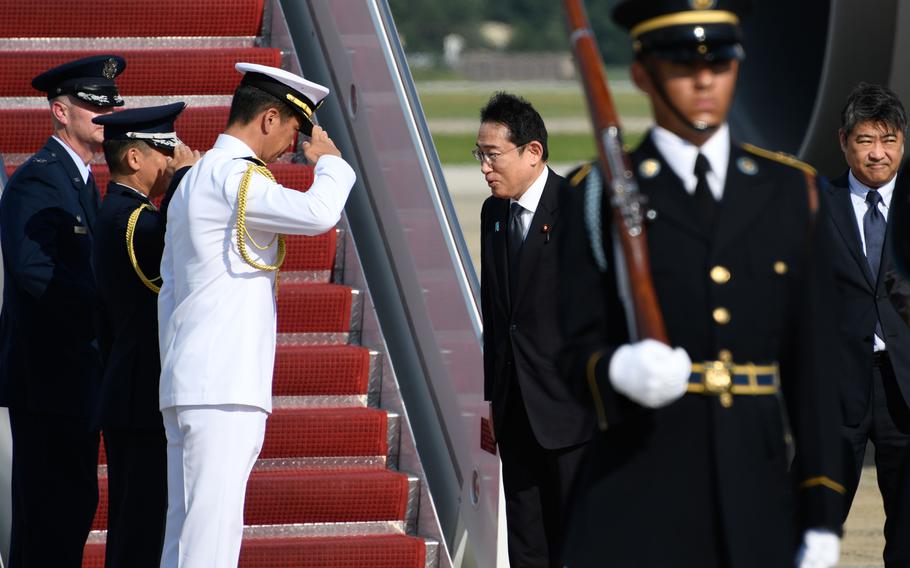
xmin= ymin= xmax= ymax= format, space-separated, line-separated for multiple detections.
xmin=563 ymin=0 xmax=668 ymax=343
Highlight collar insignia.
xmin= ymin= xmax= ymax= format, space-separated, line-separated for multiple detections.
xmin=639 ymin=159 xmax=661 ymax=179
xmin=736 ymin=156 xmax=758 ymax=176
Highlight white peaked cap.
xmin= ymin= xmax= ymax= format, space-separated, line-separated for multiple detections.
xmin=235 ymin=62 xmax=329 ymax=131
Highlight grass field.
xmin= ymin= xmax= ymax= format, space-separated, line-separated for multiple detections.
xmin=431 ymin=131 xmax=646 ymax=164
xmin=418 ymin=89 xmax=651 ymax=121
xmin=415 ymin=76 xmax=651 ymax=164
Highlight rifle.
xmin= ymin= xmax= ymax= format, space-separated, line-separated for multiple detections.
xmin=563 ymin=0 xmax=668 ymax=343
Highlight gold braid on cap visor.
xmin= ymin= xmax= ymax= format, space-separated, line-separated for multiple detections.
xmin=630 ymin=10 xmax=739 ymax=39
xmin=285 ymin=93 xmax=320 ymax=120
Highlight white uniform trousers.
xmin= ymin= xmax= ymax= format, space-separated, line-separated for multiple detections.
xmin=160 ymin=404 xmax=268 ymax=568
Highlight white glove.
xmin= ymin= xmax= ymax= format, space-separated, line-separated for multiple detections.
xmin=795 ymin=529 xmax=840 ymax=568
xmin=608 ymin=339 xmax=691 ymax=408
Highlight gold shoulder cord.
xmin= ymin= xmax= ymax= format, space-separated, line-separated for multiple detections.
xmin=125 ymin=203 xmax=162 ymax=294
xmin=236 ymin=162 xmax=287 ymax=272
xmin=740 ymin=143 xmax=820 ymax=214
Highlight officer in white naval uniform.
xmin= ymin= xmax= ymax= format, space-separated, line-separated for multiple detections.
xmin=157 ymin=63 xmax=356 ymax=568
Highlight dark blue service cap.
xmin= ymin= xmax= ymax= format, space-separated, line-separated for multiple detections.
xmin=32 ymin=54 xmax=126 ymax=108
xmin=613 ymin=0 xmax=749 ymax=62
xmin=92 ymin=102 xmax=186 ymax=149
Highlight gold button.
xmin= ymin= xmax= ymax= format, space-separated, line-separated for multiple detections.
xmin=710 ymin=265 xmax=731 ymax=284
xmin=718 ymin=349 xmax=732 ymax=362
xmin=773 ymin=261 xmax=788 ymax=275
xmin=713 ymin=307 xmax=731 ymax=325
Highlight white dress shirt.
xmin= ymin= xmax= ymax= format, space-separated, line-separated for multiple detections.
xmin=651 ymin=123 xmax=730 ymax=201
xmin=52 ymin=135 xmax=91 ymax=183
xmin=847 ymin=169 xmax=895 ymax=352
xmin=158 ymin=134 xmax=356 ymax=412
xmin=509 ymin=166 xmax=549 ymax=239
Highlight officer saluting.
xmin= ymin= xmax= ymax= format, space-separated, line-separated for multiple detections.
xmin=157 ymin=63 xmax=355 ymax=567
xmin=559 ymin=2 xmax=844 ymax=567
xmin=0 ymin=55 xmax=125 ymax=567
xmin=92 ymin=102 xmax=200 ymax=568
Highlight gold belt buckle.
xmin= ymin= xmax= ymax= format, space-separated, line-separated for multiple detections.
xmin=703 ymin=360 xmax=734 ymax=408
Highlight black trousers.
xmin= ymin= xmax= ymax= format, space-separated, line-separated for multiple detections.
xmin=8 ymin=408 xmax=99 ymax=568
xmin=498 ymin=389 xmax=588 ymax=568
xmin=103 ymin=426 xmax=168 ymax=568
xmin=842 ymin=351 xmax=910 ymax=567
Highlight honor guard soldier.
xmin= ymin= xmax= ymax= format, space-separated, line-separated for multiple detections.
xmin=157 ymin=63 xmax=355 ymax=567
xmin=92 ymin=102 xmax=201 ymax=568
xmin=558 ymin=2 xmax=845 ymax=567
xmin=0 ymin=54 xmax=125 ymax=567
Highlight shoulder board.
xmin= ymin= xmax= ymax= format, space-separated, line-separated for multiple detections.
xmin=740 ymin=143 xmax=817 ymax=176
xmin=569 ymin=163 xmax=593 ymax=187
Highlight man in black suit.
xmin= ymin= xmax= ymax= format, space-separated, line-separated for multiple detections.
xmin=478 ymin=92 xmax=591 ymax=567
xmin=0 ymin=55 xmax=125 ymax=566
xmin=820 ymin=82 xmax=910 ymax=566
xmin=92 ymin=103 xmax=200 ymax=568
xmin=558 ymin=2 xmax=844 ymax=567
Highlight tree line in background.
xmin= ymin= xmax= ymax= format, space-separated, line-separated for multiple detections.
xmin=388 ymin=0 xmax=632 ymax=65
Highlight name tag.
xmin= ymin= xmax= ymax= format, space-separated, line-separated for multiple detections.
xmin=74 ymin=225 xmax=88 ymax=235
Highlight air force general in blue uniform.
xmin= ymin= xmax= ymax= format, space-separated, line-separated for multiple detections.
xmin=0 ymin=55 xmax=125 ymax=567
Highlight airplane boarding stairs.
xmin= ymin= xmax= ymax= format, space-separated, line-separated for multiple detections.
xmin=0 ymin=1 xmax=502 ymax=566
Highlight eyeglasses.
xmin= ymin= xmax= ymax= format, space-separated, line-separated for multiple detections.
xmin=471 ymin=143 xmax=527 ymax=166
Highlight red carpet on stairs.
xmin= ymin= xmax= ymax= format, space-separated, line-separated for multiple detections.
xmin=273 ymin=345 xmax=371 ymax=396
xmin=237 ymin=535 xmax=427 ymax=568
xmin=0 ymin=49 xmax=282 ymax=97
xmin=84 ymin=535 xmax=427 ymax=568
xmin=92 ymin=468 xmax=410 ymax=530
xmin=260 ymin=407 xmax=389 ymax=459
xmin=0 ymin=0 xmax=265 ymax=37
xmin=0 ymin=107 xmax=231 ymax=153
xmin=276 ymin=283 xmax=353 ymax=334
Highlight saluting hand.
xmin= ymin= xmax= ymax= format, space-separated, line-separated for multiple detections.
xmin=168 ymin=143 xmax=202 ymax=173
xmin=302 ymin=125 xmax=342 ymax=164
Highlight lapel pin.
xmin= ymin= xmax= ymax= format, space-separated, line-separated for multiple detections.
xmin=542 ymin=224 xmax=551 ymax=243
xmin=495 ymin=221 xmax=501 ymax=232
xmin=736 ymin=156 xmax=758 ymax=175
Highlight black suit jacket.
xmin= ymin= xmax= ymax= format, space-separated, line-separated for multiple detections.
xmin=560 ymin=133 xmax=844 ymax=567
xmin=0 ymin=137 xmax=102 ymax=418
xmin=93 ymin=173 xmax=186 ymax=430
xmin=821 ymin=172 xmax=910 ymax=424
xmin=481 ymin=167 xmax=592 ymax=450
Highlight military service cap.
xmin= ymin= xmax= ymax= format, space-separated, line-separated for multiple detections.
xmin=235 ymin=62 xmax=329 ymax=136
xmin=32 ymin=54 xmax=126 ymax=108
xmin=92 ymin=102 xmax=186 ymax=150
xmin=613 ymin=0 xmax=748 ymax=61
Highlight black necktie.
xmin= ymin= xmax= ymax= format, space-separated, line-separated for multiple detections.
xmin=864 ymin=189 xmax=886 ymax=281
xmin=80 ymin=171 xmax=99 ymax=228
xmin=87 ymin=172 xmax=100 ymax=208
xmin=864 ymin=189 xmax=886 ymax=341
xmin=694 ymin=153 xmax=716 ymax=226
xmin=508 ymin=202 xmax=524 ymax=300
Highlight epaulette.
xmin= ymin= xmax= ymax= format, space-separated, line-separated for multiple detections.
xmin=740 ymin=143 xmax=817 ymax=176
xmin=569 ymin=163 xmax=593 ymax=187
